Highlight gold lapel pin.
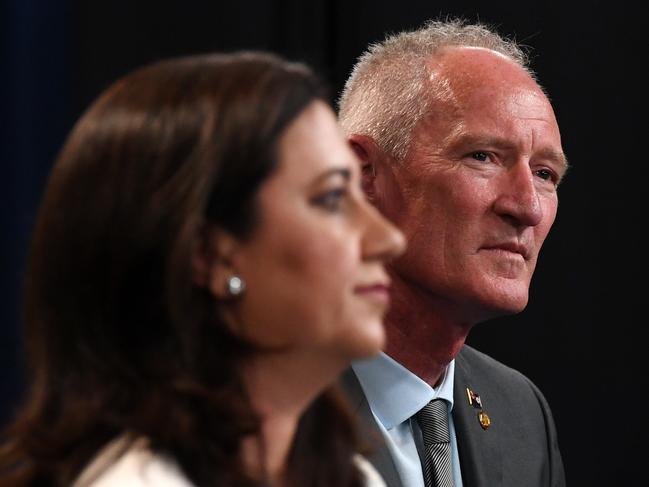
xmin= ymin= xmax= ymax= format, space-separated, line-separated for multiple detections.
xmin=478 ymin=410 xmax=491 ymax=430
xmin=466 ymin=387 xmax=491 ymax=430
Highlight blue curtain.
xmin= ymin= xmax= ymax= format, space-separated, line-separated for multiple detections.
xmin=1 ymin=0 xmax=69 ymax=425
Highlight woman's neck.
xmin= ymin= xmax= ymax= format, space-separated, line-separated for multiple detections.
xmin=239 ymin=349 xmax=347 ymax=484
xmin=240 ymin=412 xmax=296 ymax=485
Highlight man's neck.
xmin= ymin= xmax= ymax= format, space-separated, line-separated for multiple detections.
xmin=384 ymin=273 xmax=474 ymax=387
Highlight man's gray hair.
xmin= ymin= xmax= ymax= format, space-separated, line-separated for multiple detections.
xmin=337 ymin=19 xmax=533 ymax=160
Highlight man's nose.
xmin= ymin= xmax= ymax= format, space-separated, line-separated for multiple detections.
xmin=492 ymin=162 xmax=543 ymax=227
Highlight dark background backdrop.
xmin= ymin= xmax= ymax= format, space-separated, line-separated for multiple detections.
xmin=2 ymin=1 xmax=645 ymax=484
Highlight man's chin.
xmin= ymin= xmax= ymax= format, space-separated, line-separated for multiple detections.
xmin=469 ymin=282 xmax=530 ymax=320
xmin=483 ymin=295 xmax=528 ymax=317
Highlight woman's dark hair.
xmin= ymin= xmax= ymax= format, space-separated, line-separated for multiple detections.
xmin=0 ymin=52 xmax=363 ymax=486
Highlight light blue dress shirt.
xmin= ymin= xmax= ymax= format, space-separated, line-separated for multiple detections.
xmin=352 ymin=352 xmax=463 ymax=487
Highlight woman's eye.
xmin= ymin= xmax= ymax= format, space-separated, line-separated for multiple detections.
xmin=313 ymin=188 xmax=346 ymax=212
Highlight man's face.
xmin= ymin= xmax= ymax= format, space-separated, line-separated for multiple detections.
xmin=377 ymin=47 xmax=567 ymax=322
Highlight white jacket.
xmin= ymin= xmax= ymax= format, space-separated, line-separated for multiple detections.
xmin=74 ymin=436 xmax=386 ymax=487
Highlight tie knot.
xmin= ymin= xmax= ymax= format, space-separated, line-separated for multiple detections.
xmin=416 ymin=399 xmax=450 ymax=444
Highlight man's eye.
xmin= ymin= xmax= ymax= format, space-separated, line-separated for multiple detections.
xmin=471 ymin=151 xmax=489 ymax=162
xmin=535 ymin=169 xmax=557 ymax=183
xmin=313 ymin=189 xmax=346 ymax=212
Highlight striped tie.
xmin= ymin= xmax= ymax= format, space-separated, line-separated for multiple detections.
xmin=416 ymin=399 xmax=454 ymax=487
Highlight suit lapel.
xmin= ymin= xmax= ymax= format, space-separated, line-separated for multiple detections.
xmin=340 ymin=369 xmax=403 ymax=487
xmin=453 ymin=353 xmax=503 ymax=487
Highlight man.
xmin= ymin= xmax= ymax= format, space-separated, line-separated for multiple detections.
xmin=338 ymin=19 xmax=567 ymax=487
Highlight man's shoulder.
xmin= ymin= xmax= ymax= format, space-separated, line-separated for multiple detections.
xmin=455 ymin=344 xmax=549 ymax=405
xmin=456 ymin=344 xmax=515 ymax=372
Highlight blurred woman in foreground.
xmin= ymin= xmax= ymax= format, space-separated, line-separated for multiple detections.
xmin=0 ymin=51 xmax=404 ymax=486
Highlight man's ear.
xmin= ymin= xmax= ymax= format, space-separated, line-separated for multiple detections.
xmin=192 ymin=226 xmax=241 ymax=299
xmin=348 ymin=134 xmax=384 ymax=203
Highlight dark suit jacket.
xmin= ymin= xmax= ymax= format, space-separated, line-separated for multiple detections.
xmin=342 ymin=345 xmax=566 ymax=487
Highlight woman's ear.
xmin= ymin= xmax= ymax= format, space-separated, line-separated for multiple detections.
xmin=192 ymin=226 xmax=241 ymax=299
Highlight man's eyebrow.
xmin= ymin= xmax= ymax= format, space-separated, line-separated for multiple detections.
xmin=447 ymin=133 xmax=516 ymax=152
xmin=449 ymin=134 xmax=570 ymax=173
xmin=538 ymin=147 xmax=570 ymax=175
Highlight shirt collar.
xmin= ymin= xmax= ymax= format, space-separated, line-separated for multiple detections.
xmin=351 ymin=352 xmax=455 ymax=430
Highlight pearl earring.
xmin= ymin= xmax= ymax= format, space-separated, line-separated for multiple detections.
xmin=226 ymin=275 xmax=246 ymax=297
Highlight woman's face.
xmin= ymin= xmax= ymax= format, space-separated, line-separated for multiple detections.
xmin=219 ymin=101 xmax=405 ymax=361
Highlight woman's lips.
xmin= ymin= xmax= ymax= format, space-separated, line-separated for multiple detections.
xmin=354 ymin=283 xmax=391 ymax=304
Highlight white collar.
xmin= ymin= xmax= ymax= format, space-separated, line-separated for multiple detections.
xmin=351 ymin=352 xmax=455 ymax=429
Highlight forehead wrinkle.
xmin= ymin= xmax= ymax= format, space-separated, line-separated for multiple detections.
xmin=406 ymin=109 xmax=465 ymax=165
xmin=526 ymin=111 xmax=568 ymax=173
xmin=441 ymin=120 xmax=468 ymax=154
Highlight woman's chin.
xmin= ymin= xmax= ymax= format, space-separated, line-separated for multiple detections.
xmin=341 ymin=322 xmax=386 ymax=362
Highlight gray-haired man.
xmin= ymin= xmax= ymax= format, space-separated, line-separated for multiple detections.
xmin=339 ymin=19 xmax=567 ymax=487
